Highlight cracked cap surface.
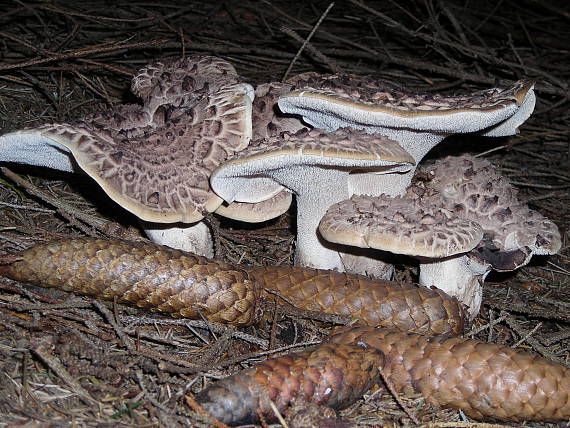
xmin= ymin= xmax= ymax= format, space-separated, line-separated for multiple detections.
xmin=223 ymin=128 xmax=416 ymax=165
xmin=38 ymin=82 xmax=253 ymax=223
xmin=319 ymin=194 xmax=484 ymax=258
xmin=412 ymin=155 xmax=562 ymax=258
xmin=131 ymin=55 xmax=241 ymax=108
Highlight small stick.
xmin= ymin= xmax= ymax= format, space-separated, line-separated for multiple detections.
xmin=92 ymin=300 xmax=134 ymax=352
xmin=281 ymin=2 xmax=335 ymax=81
xmin=31 ymin=337 xmax=97 ymax=406
xmin=371 ymin=368 xmax=420 ymax=425
xmin=268 ymin=399 xmax=289 ymax=427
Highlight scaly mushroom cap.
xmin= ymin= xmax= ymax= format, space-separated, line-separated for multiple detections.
xmin=252 ymin=82 xmax=308 ymax=140
xmin=319 ymin=194 xmax=483 ymax=259
xmin=35 ymin=82 xmax=253 ymax=223
xmin=131 ymin=55 xmax=243 ymax=110
xmin=414 ymin=155 xmax=562 ymax=263
xmin=279 ymin=73 xmax=535 ymax=134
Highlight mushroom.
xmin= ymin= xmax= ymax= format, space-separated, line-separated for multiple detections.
xmin=319 ymin=155 xmax=562 ymax=318
xmin=413 ymin=154 xmax=562 ymax=280
xmin=0 ymin=56 xmax=253 ymax=256
xmin=210 ymin=128 xmax=415 ymax=271
xmin=213 ymin=81 xmax=307 ymax=223
xmin=278 ymin=74 xmax=536 ymax=198
xmin=319 ymin=193 xmax=485 ymax=314
xmin=278 ymin=74 xmax=535 ymax=278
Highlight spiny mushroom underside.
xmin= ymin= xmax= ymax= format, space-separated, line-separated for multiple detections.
xmin=0 ymin=238 xmax=466 ymax=336
xmin=39 ymin=83 xmax=253 ymax=224
xmin=252 ymin=82 xmax=308 ymax=140
xmin=195 ymin=343 xmax=383 ymax=425
xmin=131 ymin=55 xmax=241 ymax=108
xmin=328 ymin=327 xmax=570 ymax=422
xmin=285 ymin=72 xmax=533 ymax=114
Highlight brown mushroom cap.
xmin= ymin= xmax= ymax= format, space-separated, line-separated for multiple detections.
xmin=414 ymin=155 xmax=562 ymax=259
xmin=131 ymin=55 xmax=242 ymax=111
xmin=252 ymin=82 xmax=308 ymax=140
xmin=39 ymin=82 xmax=253 ymax=223
xmin=319 ymin=194 xmax=483 ymax=258
xmin=0 ymin=55 xmax=256 ymax=257
xmin=226 ymin=127 xmax=415 ymax=166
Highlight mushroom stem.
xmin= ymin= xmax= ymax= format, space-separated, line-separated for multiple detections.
xmin=348 ymin=132 xmax=445 ymax=198
xmin=293 ymin=169 xmax=351 ymax=270
xmin=141 ymin=221 xmax=214 ymax=258
xmin=419 ymin=256 xmax=490 ymax=319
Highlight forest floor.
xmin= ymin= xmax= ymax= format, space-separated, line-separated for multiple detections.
xmin=0 ymin=1 xmax=568 ymax=427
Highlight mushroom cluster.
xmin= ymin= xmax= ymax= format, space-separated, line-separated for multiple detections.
xmin=0 ymin=56 xmax=560 ymax=320
xmin=274 ymin=73 xmax=537 ymax=277
xmin=319 ymin=155 xmax=561 ymax=318
xmin=0 ymin=56 xmax=306 ymax=256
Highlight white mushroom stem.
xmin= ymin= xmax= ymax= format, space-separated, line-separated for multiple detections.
xmin=419 ymin=255 xmax=491 ymax=319
xmin=271 ymin=163 xmax=411 ymax=270
xmin=218 ymin=165 xmax=364 ymax=270
xmin=291 ymin=168 xmax=353 ymax=270
xmin=338 ymin=251 xmax=396 ymax=279
xmin=142 ymin=221 xmax=214 ymax=257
